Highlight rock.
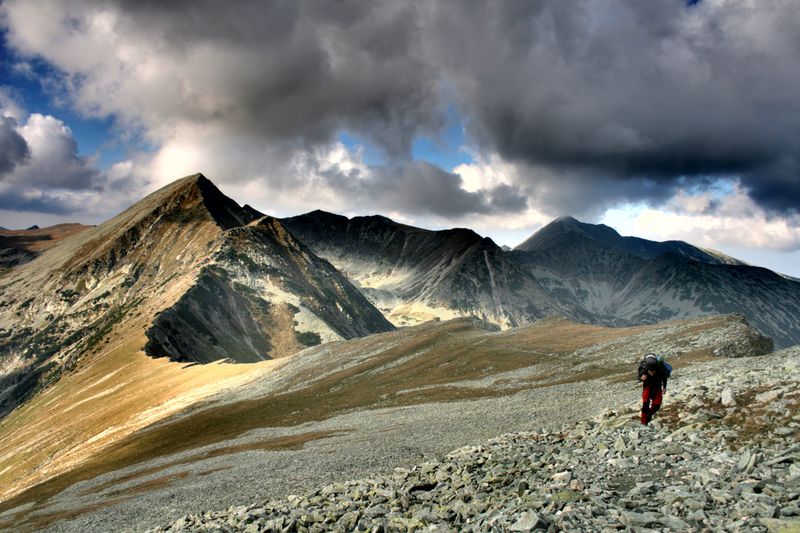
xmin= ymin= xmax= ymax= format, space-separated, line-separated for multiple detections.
xmin=620 ymin=511 xmax=661 ymax=527
xmin=553 ymin=471 xmax=572 ymax=482
xmin=721 ymin=387 xmax=737 ymax=406
xmin=659 ymin=514 xmax=692 ymax=530
xmin=509 ymin=511 xmax=542 ymax=531
xmin=756 ymin=390 xmax=782 ymax=404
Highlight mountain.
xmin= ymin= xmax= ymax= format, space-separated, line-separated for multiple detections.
xmin=515 ymin=215 xmax=744 ymax=265
xmin=0 ymin=223 xmax=91 ymax=270
xmin=281 ymin=211 xmax=585 ymax=328
xmin=0 ymin=174 xmax=392 ymax=417
xmin=283 ymin=211 xmax=800 ymax=347
xmin=513 ymin=217 xmax=800 ymax=347
xmin=145 ymin=215 xmax=393 ymax=363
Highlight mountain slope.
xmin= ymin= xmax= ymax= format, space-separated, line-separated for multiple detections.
xmin=0 ymin=174 xmax=392 ymax=416
xmin=0 ymin=313 xmax=772 ymax=530
xmin=516 ymin=215 xmax=744 ymax=265
xmin=514 ymin=217 xmax=800 ymax=347
xmin=145 ymin=216 xmax=393 ymax=363
xmin=281 ymin=211 xmax=580 ymax=327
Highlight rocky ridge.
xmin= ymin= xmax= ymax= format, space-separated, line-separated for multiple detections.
xmin=280 ymin=211 xmax=577 ymax=328
xmin=150 ymin=346 xmax=800 ymax=533
xmin=281 ymin=211 xmax=800 ymax=347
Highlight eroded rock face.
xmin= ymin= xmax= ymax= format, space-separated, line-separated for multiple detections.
xmin=144 ymin=216 xmax=394 ymax=364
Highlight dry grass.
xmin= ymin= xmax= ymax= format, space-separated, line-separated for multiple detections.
xmin=0 ymin=325 xmax=277 ymax=504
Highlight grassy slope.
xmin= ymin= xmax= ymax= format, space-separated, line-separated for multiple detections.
xmin=0 ymin=313 xmax=751 ymax=529
xmin=0 ymin=320 xmax=277 ymax=505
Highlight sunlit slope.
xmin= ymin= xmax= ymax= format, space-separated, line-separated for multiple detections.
xmin=0 ymin=326 xmax=277 ymax=504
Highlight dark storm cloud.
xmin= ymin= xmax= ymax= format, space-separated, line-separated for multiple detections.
xmin=0 ymin=188 xmax=75 ymax=214
xmin=2 ymin=0 xmax=799 ymax=218
xmin=0 ymin=115 xmax=29 ymax=174
xmin=82 ymin=0 xmax=441 ymax=158
xmin=426 ymin=0 xmax=800 ymax=214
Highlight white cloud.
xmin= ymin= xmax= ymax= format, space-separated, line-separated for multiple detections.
xmin=605 ymin=184 xmax=800 ymax=253
xmin=0 ymin=92 xmax=145 ymax=220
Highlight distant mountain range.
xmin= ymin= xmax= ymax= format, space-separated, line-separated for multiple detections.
xmin=282 ymin=211 xmax=800 ymax=348
xmin=281 ymin=211 xmax=584 ymax=328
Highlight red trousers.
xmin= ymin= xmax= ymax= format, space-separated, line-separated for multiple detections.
xmin=641 ymin=386 xmax=663 ymax=425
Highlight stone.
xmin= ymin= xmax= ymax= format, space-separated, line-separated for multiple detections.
xmin=553 ymin=471 xmax=572 ymax=482
xmin=659 ymin=515 xmax=692 ymax=530
xmin=509 ymin=511 xmax=541 ymax=531
xmin=620 ymin=511 xmax=661 ymax=527
xmin=721 ymin=388 xmax=737 ymax=406
xmin=756 ymin=390 xmax=782 ymax=404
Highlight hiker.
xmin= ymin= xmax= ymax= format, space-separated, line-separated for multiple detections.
xmin=638 ymin=353 xmax=670 ymax=425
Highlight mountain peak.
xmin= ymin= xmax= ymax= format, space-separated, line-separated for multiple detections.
xmin=515 ymin=215 xmax=743 ymax=268
xmin=553 ymin=215 xmax=578 ymax=224
xmin=515 ymin=216 xmax=620 ymax=252
xmin=61 ymin=173 xmax=261 ymax=278
xmin=101 ymin=173 xmax=263 ymax=234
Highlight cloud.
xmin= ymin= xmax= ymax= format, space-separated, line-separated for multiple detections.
xmin=424 ymin=0 xmax=800 ymax=215
xmin=11 ymin=113 xmax=100 ymax=189
xmin=284 ymin=143 xmax=529 ymax=218
xmin=0 ymin=115 xmax=29 ymax=174
xmin=0 ymin=93 xmax=143 ymax=218
xmin=1 ymin=0 xmax=442 ymax=159
xmin=0 ymin=183 xmax=79 ymax=214
xmin=1 ymin=0 xmax=799 ymax=224
xmin=611 ymin=182 xmax=800 ymax=252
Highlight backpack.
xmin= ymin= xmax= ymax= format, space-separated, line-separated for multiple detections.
xmin=638 ymin=353 xmax=672 ymax=378
xmin=655 ymin=354 xmax=673 ymax=377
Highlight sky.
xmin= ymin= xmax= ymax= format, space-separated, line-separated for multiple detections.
xmin=1 ymin=0 xmax=799 ymax=276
